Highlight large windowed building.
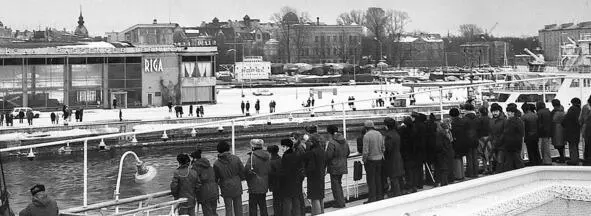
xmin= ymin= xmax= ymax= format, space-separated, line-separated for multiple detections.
xmin=0 ymin=41 xmax=217 ymax=110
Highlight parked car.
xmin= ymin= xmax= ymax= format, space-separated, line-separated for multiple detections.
xmin=11 ymin=107 xmax=41 ymax=118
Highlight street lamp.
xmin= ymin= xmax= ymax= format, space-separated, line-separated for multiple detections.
xmin=227 ymin=48 xmax=244 ymax=97
xmin=114 ymin=151 xmax=157 ymax=213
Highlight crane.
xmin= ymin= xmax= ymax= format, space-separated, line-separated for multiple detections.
xmin=487 ymin=22 xmax=499 ymax=36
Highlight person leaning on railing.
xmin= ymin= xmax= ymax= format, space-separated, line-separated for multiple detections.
xmin=19 ymin=184 xmax=58 ymax=216
xmin=171 ymin=154 xmax=198 ymax=216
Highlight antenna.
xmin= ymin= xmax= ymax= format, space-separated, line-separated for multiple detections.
xmin=168 ymin=0 xmax=171 ymax=24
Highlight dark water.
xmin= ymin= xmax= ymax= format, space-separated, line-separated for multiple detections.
xmin=3 ymin=134 xmax=361 ymax=212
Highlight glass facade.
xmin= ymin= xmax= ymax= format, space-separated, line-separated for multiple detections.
xmin=0 ymin=56 xmax=143 ymax=110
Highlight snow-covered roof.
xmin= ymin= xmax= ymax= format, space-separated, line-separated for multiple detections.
xmin=59 ymin=41 xmax=118 ymax=48
xmin=396 ymin=35 xmax=443 ymax=43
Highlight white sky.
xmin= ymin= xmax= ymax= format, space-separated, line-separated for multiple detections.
xmin=0 ymin=0 xmax=590 ymax=37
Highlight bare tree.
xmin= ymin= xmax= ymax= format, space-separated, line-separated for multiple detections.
xmin=385 ymin=10 xmax=410 ymax=37
xmin=459 ymin=24 xmax=484 ymax=40
xmin=336 ymin=10 xmax=365 ymax=25
xmin=271 ymin=6 xmax=312 ymax=63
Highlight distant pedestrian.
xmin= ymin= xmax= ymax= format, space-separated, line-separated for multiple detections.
xmin=190 ymin=150 xmax=219 ymax=216
xmin=19 ymin=184 xmax=59 ymax=216
xmin=189 ymin=105 xmax=194 ymax=117
xmin=563 ymin=98 xmax=581 ymax=165
xmin=6 ymin=113 xmax=13 ymax=126
xmin=311 ymin=97 xmax=315 ymax=107
xmin=78 ymin=108 xmax=84 ymax=122
xmin=18 ymin=110 xmax=24 ymax=123
xmin=168 ymin=102 xmax=173 ymax=113
xmin=246 ymin=101 xmax=251 ymax=115
xmin=119 ymin=109 xmax=123 ymax=121
xmin=241 ymin=101 xmax=246 ymax=114
xmin=199 ymin=105 xmax=204 ymax=117
xmin=196 ymin=106 xmax=201 ymax=117
xmin=171 ymin=153 xmax=198 ymax=216
xmin=255 ymin=99 xmax=260 ymax=114
xmin=55 ymin=113 xmax=59 ymax=125
xmin=362 ymin=120 xmax=385 ymax=203
xmin=0 ymin=112 xmax=3 ymax=126
xmin=245 ymin=139 xmax=271 ymax=216
xmin=267 ymin=145 xmax=282 ymax=216
xmin=214 ymin=141 xmax=245 ymax=216
xmin=26 ymin=110 xmax=34 ymax=126
xmin=269 ymin=101 xmax=273 ymax=113
xmin=50 ymin=112 xmax=56 ymax=125
xmin=113 ymin=98 xmax=118 ymax=109
xmin=331 ymin=99 xmax=335 ymax=111
xmin=326 ymin=125 xmax=349 ymax=207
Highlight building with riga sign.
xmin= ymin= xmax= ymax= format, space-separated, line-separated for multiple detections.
xmin=0 ymin=40 xmax=218 ymax=110
xmin=234 ymin=56 xmax=271 ymax=80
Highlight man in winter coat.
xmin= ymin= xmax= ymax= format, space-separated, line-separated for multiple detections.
xmin=489 ymin=103 xmax=505 ymax=173
xmin=26 ymin=110 xmax=34 ymax=126
xmin=435 ymin=118 xmax=455 ymax=186
xmin=536 ymin=101 xmax=553 ymax=165
xmin=289 ymin=132 xmax=306 ymax=214
xmin=303 ymin=135 xmax=326 ymax=215
xmin=214 ymin=141 xmax=246 ymax=216
xmin=267 ymin=145 xmax=282 ymax=216
xmin=551 ymin=99 xmax=566 ymax=163
xmin=498 ymin=105 xmax=525 ymax=172
xmin=449 ymin=108 xmax=466 ymax=180
xmin=462 ymin=104 xmax=480 ymax=178
xmin=255 ymin=100 xmax=261 ymax=114
xmin=521 ymin=103 xmax=541 ymax=166
xmin=399 ymin=116 xmax=417 ymax=192
xmin=241 ymin=101 xmax=246 ymax=114
xmin=382 ymin=118 xmax=404 ymax=197
xmin=245 ymin=139 xmax=271 ymax=216
xmin=189 ymin=105 xmax=194 ymax=117
xmin=170 ymin=154 xmax=198 ymax=216
xmin=325 ymin=125 xmax=350 ymax=208
xmin=410 ymin=112 xmax=428 ymax=188
xmin=580 ymin=96 xmax=591 ymax=165
xmin=279 ymin=138 xmax=302 ymax=216
xmin=563 ymin=98 xmax=582 ymax=165
xmin=246 ymin=101 xmax=251 ymax=115
xmin=18 ymin=110 xmax=24 ymax=124
xmin=19 ymin=184 xmax=59 ymax=216
xmin=362 ymin=120 xmax=385 ymax=203
xmin=477 ymin=106 xmax=493 ymax=174
xmin=191 ymin=150 xmax=219 ymax=216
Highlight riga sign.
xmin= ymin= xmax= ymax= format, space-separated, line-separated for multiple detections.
xmin=144 ymin=58 xmax=163 ymax=72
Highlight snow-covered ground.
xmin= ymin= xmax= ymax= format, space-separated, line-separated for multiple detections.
xmin=0 ymin=84 xmax=470 ymax=130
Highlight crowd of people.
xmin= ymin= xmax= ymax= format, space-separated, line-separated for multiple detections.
xmin=241 ymin=100 xmax=277 ymax=116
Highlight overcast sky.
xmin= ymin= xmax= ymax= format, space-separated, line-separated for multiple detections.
xmin=1 ymin=0 xmax=590 ymax=37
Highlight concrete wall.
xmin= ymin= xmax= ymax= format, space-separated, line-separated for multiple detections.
xmin=141 ymin=54 xmax=179 ymax=107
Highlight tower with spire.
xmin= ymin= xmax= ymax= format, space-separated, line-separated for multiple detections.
xmin=74 ymin=5 xmax=89 ymax=38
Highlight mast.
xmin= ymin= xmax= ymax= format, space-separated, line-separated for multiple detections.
xmin=504 ymin=43 xmax=508 ymax=67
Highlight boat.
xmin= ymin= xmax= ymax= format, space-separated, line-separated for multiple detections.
xmin=252 ymin=89 xmax=274 ymax=96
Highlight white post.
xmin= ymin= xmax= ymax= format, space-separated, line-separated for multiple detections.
xmin=83 ymin=139 xmax=88 ymax=207
xmin=231 ymin=120 xmax=236 ymax=154
xmin=581 ymin=78 xmax=584 ymax=100
xmin=342 ymin=103 xmax=347 ymax=140
xmin=542 ymin=80 xmax=546 ymax=102
xmin=439 ymin=86 xmax=444 ymax=120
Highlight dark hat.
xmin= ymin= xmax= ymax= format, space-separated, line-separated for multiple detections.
xmin=305 ymin=125 xmax=318 ymax=134
xmin=30 ymin=184 xmax=45 ymax=196
xmin=411 ymin=111 xmax=420 ymax=117
xmin=280 ymin=138 xmax=293 ymax=148
xmin=506 ymin=106 xmax=519 ymax=113
xmin=190 ymin=149 xmax=202 ymax=159
xmin=490 ymin=103 xmax=502 ymax=112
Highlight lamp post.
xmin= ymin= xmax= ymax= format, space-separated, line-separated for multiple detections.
xmin=114 ymin=151 xmax=157 ymax=213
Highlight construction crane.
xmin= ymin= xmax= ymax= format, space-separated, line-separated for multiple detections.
xmin=486 ymin=22 xmax=499 ymax=36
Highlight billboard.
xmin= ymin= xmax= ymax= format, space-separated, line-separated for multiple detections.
xmin=235 ymin=56 xmax=271 ymax=80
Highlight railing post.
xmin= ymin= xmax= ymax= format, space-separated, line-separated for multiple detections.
xmin=542 ymin=79 xmax=546 ymax=102
xmin=231 ymin=120 xmax=236 ymax=154
xmin=580 ymin=78 xmax=584 ymax=100
xmin=342 ymin=103 xmax=347 ymax=140
xmin=439 ymin=86 xmax=444 ymax=120
xmin=83 ymin=139 xmax=88 ymax=207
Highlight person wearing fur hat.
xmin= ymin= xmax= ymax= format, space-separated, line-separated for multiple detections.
xmin=462 ymin=103 xmax=480 ymax=178
xmin=435 ymin=118 xmax=455 ymax=186
xmin=489 ymin=103 xmax=505 ymax=173
xmin=214 ymin=141 xmax=246 ymax=216
xmin=563 ymin=98 xmax=582 ymax=165
xmin=279 ymin=138 xmax=302 ymax=216
xmin=497 ymin=105 xmax=525 ymax=172
xmin=536 ymin=101 xmax=553 ymax=165
xmin=303 ymin=135 xmax=326 ymax=215
xmin=190 ymin=150 xmax=219 ymax=216
xmin=19 ymin=184 xmax=59 ymax=216
xmin=245 ymin=139 xmax=271 ymax=216
xmin=171 ymin=154 xmax=198 ymax=216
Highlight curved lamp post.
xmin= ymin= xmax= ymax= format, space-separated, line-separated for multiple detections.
xmin=114 ymin=151 xmax=157 ymax=213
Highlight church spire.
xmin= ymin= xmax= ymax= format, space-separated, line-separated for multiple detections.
xmin=74 ymin=4 xmax=89 ymax=37
xmin=78 ymin=5 xmax=85 ymax=26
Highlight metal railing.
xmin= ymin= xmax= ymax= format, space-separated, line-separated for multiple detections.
xmin=61 ymin=191 xmax=186 ymax=216
xmin=1 ymin=74 xmax=571 ymax=215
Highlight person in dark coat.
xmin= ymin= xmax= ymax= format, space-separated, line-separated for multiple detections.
xmin=498 ymin=105 xmax=525 ymax=172
xmin=580 ymin=96 xmax=591 ymax=165
xmin=26 ymin=110 xmax=34 ymax=126
xmin=246 ymin=101 xmax=251 ymax=115
xmin=190 ymin=150 xmax=219 ymax=216
xmin=245 ymin=139 xmax=271 ymax=216
xmin=382 ymin=117 xmax=404 ymax=197
xmin=325 ymin=125 xmax=350 ymax=207
xmin=267 ymin=145 xmax=282 ymax=216
xmin=255 ymin=99 xmax=261 ymax=114
xmin=399 ymin=116 xmax=417 ymax=193
xmin=19 ymin=184 xmax=59 ymax=216
xmin=189 ymin=105 xmax=194 ymax=117
xmin=536 ymin=101 xmax=553 ymax=165
xmin=200 ymin=105 xmax=204 ymax=117
xmin=303 ymin=135 xmax=326 ymax=215
xmin=489 ymin=103 xmax=505 ymax=173
xmin=113 ymin=98 xmax=118 ymax=109
xmin=477 ymin=106 xmax=493 ymax=174
xmin=241 ymin=101 xmax=246 ymax=114
xmin=168 ymin=102 xmax=173 ymax=112
xmin=424 ymin=114 xmax=438 ymax=185
xmin=288 ymin=132 xmax=306 ymax=214
xmin=18 ymin=110 xmax=24 ymax=123
xmin=563 ymin=98 xmax=582 ymax=165
xmin=50 ymin=112 xmax=56 ymax=125
xmin=449 ymin=108 xmax=466 ymax=180
xmin=522 ymin=103 xmax=541 ymax=166
xmin=171 ymin=154 xmax=198 ymax=216
xmin=356 ymin=128 xmax=367 ymax=154
xmin=7 ymin=113 xmax=13 ymax=126
xmin=0 ymin=112 xmax=4 ymax=126
xmin=196 ymin=106 xmax=201 ymax=117
xmin=411 ymin=112 xmax=428 ymax=188
xmin=551 ymin=99 xmax=566 ymax=163
xmin=279 ymin=139 xmax=302 ymax=216
xmin=214 ymin=141 xmax=245 ymax=216
xmin=462 ymin=103 xmax=480 ymax=178
xmin=78 ymin=108 xmax=84 ymax=122
xmin=435 ymin=118 xmax=455 ymax=186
